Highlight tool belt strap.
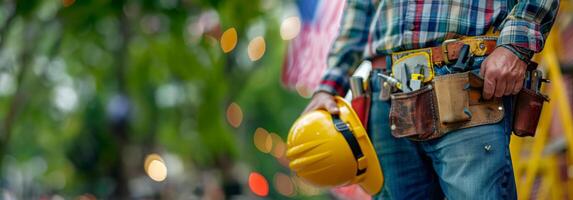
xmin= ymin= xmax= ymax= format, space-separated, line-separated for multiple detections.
xmin=372 ymin=36 xmax=498 ymax=70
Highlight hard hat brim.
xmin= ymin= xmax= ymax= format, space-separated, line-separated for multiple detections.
xmin=335 ymin=97 xmax=384 ymax=195
xmin=356 ymin=130 xmax=383 ymax=195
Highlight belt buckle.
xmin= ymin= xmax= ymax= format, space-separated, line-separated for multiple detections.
xmin=441 ymin=38 xmax=459 ymax=65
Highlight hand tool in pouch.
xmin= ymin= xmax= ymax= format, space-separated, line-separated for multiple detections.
xmin=513 ymin=67 xmax=549 ymax=137
xmin=377 ymin=73 xmax=400 ymax=89
xmin=530 ymin=70 xmax=543 ymax=92
xmin=448 ymin=44 xmax=472 ymax=73
xmin=409 ymin=65 xmax=424 ymax=91
xmin=377 ymin=73 xmax=399 ymax=101
xmin=399 ymin=65 xmax=412 ymax=92
xmin=524 ymin=71 xmax=531 ymax=89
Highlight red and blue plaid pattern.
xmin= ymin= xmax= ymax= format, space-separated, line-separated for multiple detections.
xmin=319 ymin=0 xmax=559 ymax=96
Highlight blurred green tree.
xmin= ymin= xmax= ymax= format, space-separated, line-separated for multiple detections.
xmin=0 ymin=0 xmax=320 ymax=199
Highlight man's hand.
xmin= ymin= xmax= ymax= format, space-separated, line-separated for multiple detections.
xmin=480 ymin=46 xmax=528 ymax=99
xmin=302 ymin=92 xmax=339 ymax=115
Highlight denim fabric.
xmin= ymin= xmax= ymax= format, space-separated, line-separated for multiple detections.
xmin=369 ymin=58 xmax=517 ymax=199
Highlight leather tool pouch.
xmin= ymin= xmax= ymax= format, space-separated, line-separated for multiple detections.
xmin=513 ymin=88 xmax=549 ymax=137
xmin=434 ymin=73 xmax=471 ymax=124
xmin=389 ymin=85 xmax=437 ymax=140
xmin=389 ymin=72 xmax=505 ymax=141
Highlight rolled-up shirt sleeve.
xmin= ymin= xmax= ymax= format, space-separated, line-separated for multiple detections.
xmin=316 ymin=0 xmax=376 ymax=96
xmin=497 ymin=0 xmax=560 ymax=53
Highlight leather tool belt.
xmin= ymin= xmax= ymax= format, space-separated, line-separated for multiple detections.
xmin=370 ymin=36 xmax=548 ymax=140
xmin=388 ymin=72 xmax=505 ymax=140
xmin=372 ymin=36 xmax=498 ymax=71
xmin=387 ymin=72 xmax=548 ymax=141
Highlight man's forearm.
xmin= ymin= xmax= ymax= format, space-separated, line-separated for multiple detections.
xmin=316 ymin=0 xmax=375 ymax=96
xmin=497 ymin=0 xmax=560 ymax=52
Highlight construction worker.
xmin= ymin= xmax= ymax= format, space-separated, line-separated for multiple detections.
xmin=303 ymin=0 xmax=560 ymax=199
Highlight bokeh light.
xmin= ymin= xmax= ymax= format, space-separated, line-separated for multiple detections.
xmin=254 ymin=128 xmax=273 ymax=153
xmin=148 ymin=160 xmax=167 ymax=182
xmin=144 ymin=153 xmax=162 ymax=172
xmin=62 ymin=0 xmax=76 ymax=7
xmin=226 ymin=102 xmax=243 ymax=128
xmin=274 ymin=172 xmax=295 ymax=197
xmin=76 ymin=193 xmax=97 ymax=200
xmin=278 ymin=155 xmax=290 ymax=168
xmin=294 ymin=177 xmax=322 ymax=196
xmin=272 ymin=141 xmax=286 ymax=158
xmin=144 ymin=154 xmax=168 ymax=182
xmin=220 ymin=28 xmax=238 ymax=53
xmin=248 ymin=37 xmax=266 ymax=61
xmin=270 ymin=133 xmax=286 ymax=158
xmin=280 ymin=17 xmax=302 ymax=40
xmin=248 ymin=172 xmax=269 ymax=197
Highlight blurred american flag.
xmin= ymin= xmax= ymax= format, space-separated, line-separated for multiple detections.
xmin=281 ymin=0 xmax=345 ymax=97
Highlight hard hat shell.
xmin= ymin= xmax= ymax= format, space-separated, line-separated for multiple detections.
xmin=286 ymin=97 xmax=383 ymax=195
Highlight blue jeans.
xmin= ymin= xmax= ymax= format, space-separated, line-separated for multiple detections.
xmin=369 ymin=58 xmax=517 ymax=199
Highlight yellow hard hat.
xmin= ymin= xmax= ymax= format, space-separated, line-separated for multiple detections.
xmin=286 ymin=96 xmax=383 ymax=195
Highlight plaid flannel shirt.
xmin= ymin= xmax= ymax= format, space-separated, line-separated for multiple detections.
xmin=318 ymin=0 xmax=559 ymax=96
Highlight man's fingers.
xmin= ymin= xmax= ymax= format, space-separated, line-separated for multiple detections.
xmin=483 ymin=76 xmax=496 ymax=99
xmin=302 ymin=101 xmax=318 ymax=114
xmin=494 ymin=79 xmax=507 ymax=98
xmin=513 ymin=78 xmax=524 ymax=94
xmin=325 ymin=100 xmax=340 ymax=114
xmin=302 ymin=94 xmax=339 ymax=115
xmin=504 ymin=79 xmax=515 ymax=96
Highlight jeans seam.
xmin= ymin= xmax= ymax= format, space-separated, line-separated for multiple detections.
xmin=501 ymin=133 xmax=513 ymax=199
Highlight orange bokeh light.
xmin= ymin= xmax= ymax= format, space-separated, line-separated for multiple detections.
xmin=249 ymin=172 xmax=269 ymax=197
xmin=62 ymin=0 xmax=75 ymax=7
xmin=270 ymin=133 xmax=285 ymax=158
xmin=248 ymin=37 xmax=266 ymax=61
xmin=272 ymin=142 xmax=286 ymax=158
xmin=254 ymin=128 xmax=273 ymax=153
xmin=144 ymin=153 xmax=167 ymax=182
xmin=226 ymin=102 xmax=243 ymax=128
xmin=220 ymin=28 xmax=238 ymax=53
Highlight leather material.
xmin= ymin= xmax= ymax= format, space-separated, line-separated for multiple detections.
xmin=430 ymin=39 xmax=497 ymax=65
xmin=513 ymin=88 xmax=548 ymax=137
xmin=388 ymin=72 xmax=504 ymax=141
xmin=433 ymin=73 xmax=471 ymax=124
xmin=372 ymin=56 xmax=389 ymax=70
xmin=389 ymin=86 xmax=437 ymax=139
xmin=437 ymin=72 xmax=504 ymax=135
xmin=372 ymin=37 xmax=497 ymax=70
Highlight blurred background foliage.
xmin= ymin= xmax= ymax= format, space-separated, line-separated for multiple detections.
xmin=0 ymin=0 xmax=317 ymax=199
